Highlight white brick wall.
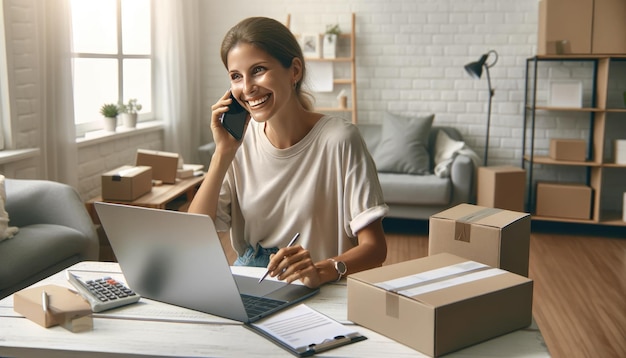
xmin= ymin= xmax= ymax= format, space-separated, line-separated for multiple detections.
xmin=200 ymin=0 xmax=542 ymax=167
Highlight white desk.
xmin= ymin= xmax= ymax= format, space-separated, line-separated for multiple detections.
xmin=0 ymin=262 xmax=549 ymax=357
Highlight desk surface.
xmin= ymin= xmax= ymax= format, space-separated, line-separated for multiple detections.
xmin=0 ymin=262 xmax=549 ymax=357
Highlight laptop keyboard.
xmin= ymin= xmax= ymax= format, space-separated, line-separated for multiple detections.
xmin=241 ymin=294 xmax=285 ymax=317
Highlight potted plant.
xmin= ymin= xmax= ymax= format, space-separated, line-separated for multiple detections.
xmin=100 ymin=103 xmax=119 ymax=132
xmin=323 ymin=24 xmax=341 ymax=59
xmin=118 ymin=98 xmax=142 ymax=128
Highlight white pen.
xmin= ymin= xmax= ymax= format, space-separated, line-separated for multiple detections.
xmin=258 ymin=232 xmax=301 ymax=284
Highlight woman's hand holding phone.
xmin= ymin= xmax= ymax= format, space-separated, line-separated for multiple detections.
xmin=220 ymin=92 xmax=249 ymax=141
xmin=210 ymin=90 xmax=250 ymax=156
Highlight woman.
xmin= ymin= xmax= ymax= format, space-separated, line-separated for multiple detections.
xmin=188 ymin=17 xmax=388 ymax=288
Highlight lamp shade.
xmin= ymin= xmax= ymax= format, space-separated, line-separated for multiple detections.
xmin=464 ymin=54 xmax=489 ymax=79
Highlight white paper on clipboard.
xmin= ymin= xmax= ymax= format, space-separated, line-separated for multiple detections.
xmin=247 ymin=303 xmax=365 ymax=356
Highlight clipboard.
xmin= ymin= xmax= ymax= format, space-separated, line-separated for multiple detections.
xmin=245 ymin=304 xmax=366 ymax=357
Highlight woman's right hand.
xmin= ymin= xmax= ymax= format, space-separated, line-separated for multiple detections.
xmin=211 ymin=90 xmax=249 ymax=157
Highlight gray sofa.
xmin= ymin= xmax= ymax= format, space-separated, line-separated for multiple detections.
xmin=358 ymin=123 xmax=476 ymax=220
xmin=197 ymin=123 xmax=476 ymax=221
xmin=0 ymin=179 xmax=99 ymax=299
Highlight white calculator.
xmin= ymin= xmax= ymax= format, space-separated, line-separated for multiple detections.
xmin=66 ymin=270 xmax=141 ymax=312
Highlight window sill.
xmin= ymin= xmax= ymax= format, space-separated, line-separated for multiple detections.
xmin=77 ymin=121 xmax=164 ymax=147
xmin=0 ymin=148 xmax=41 ymax=165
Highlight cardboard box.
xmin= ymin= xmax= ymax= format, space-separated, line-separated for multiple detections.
xmin=549 ymin=139 xmax=586 ymax=161
xmin=102 ymin=165 xmax=152 ymax=201
xmin=477 ymin=166 xmax=526 ymax=212
xmin=537 ymin=0 xmax=593 ymax=55
xmin=535 ymin=182 xmax=592 ymax=220
xmin=347 ymin=253 xmax=533 ymax=357
xmin=591 ymin=0 xmax=626 ymax=54
xmin=177 ymin=164 xmax=204 ymax=179
xmin=429 ymin=204 xmax=531 ymax=277
xmin=14 ymin=284 xmax=93 ymax=332
xmin=615 ymin=140 xmax=626 ymax=164
xmin=136 ymin=149 xmax=179 ymax=184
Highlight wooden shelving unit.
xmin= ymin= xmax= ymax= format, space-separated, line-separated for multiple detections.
xmin=287 ymin=13 xmax=358 ymax=123
xmin=522 ymin=55 xmax=626 ymax=226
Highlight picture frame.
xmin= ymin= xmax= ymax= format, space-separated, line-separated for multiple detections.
xmin=301 ymin=33 xmax=321 ymax=59
xmin=548 ymin=81 xmax=583 ymax=108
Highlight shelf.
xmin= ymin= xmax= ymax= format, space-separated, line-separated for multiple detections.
xmin=534 ymin=54 xmax=626 ymax=60
xmin=287 ymin=13 xmax=357 ymax=123
xmin=601 ymin=162 xmax=626 ymax=168
xmin=526 ymin=106 xmax=626 ymax=113
xmin=523 ymin=155 xmax=600 ymax=167
xmin=522 ymin=55 xmax=626 ymax=226
xmin=531 ymin=213 xmax=626 ymax=226
xmin=598 ymin=211 xmax=626 ymax=226
xmin=530 ymin=215 xmax=597 ymax=224
xmin=528 ymin=106 xmax=603 ymax=112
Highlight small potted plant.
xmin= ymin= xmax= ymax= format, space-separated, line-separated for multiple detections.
xmin=323 ymin=24 xmax=341 ymax=59
xmin=118 ymin=98 xmax=142 ymax=128
xmin=100 ymin=103 xmax=119 ymax=132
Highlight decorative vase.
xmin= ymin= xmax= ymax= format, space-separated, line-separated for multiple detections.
xmin=103 ymin=116 xmax=117 ymax=132
xmin=323 ymin=34 xmax=337 ymax=59
xmin=121 ymin=113 xmax=138 ymax=128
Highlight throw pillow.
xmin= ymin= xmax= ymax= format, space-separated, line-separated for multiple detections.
xmin=0 ymin=175 xmax=18 ymax=242
xmin=373 ymin=112 xmax=435 ymax=175
xmin=433 ymin=130 xmax=481 ymax=178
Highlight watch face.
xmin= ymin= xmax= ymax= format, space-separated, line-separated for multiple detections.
xmin=336 ymin=261 xmax=347 ymax=275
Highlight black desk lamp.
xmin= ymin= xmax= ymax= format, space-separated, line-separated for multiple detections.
xmin=464 ymin=50 xmax=498 ymax=166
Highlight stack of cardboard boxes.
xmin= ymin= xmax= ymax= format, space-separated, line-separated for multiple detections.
xmin=348 ymin=204 xmax=532 ymax=356
xmin=101 ymin=150 xmax=193 ymax=201
xmin=535 ymin=139 xmax=593 ymax=220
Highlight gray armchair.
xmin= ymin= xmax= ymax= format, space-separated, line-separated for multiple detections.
xmin=0 ymin=179 xmax=99 ymax=299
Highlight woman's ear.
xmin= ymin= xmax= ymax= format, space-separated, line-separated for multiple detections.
xmin=290 ymin=57 xmax=303 ymax=84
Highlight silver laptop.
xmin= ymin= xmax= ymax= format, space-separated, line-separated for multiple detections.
xmin=94 ymin=202 xmax=319 ymax=323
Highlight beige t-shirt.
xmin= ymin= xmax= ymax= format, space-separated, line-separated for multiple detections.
xmin=215 ymin=115 xmax=388 ymax=262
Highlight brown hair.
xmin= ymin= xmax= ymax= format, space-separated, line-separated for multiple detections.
xmin=220 ymin=17 xmax=314 ymax=111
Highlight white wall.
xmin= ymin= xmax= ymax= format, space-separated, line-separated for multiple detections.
xmin=199 ymin=0 xmax=541 ymax=167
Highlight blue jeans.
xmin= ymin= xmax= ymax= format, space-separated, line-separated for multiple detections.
xmin=233 ymin=244 xmax=279 ymax=268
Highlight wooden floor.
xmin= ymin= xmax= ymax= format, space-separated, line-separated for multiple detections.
xmin=381 ymin=219 xmax=626 ymax=358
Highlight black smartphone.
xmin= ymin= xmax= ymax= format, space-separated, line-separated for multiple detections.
xmin=219 ymin=92 xmax=248 ymax=140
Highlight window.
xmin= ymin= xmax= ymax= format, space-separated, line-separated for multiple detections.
xmin=70 ymin=0 xmax=152 ymax=136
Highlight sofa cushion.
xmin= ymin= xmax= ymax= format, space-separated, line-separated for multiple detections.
xmin=372 ymin=112 xmax=434 ymax=175
xmin=378 ymin=173 xmax=451 ymax=205
xmin=0 ymin=224 xmax=87 ymax=290
xmin=434 ymin=130 xmax=466 ymax=178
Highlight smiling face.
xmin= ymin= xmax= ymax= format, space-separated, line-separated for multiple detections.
xmin=227 ymin=42 xmax=302 ymax=123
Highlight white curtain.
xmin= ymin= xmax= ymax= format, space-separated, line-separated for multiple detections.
xmin=154 ymin=0 xmax=203 ymax=164
xmin=39 ymin=0 xmax=78 ymax=187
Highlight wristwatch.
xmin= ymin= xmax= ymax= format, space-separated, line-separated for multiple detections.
xmin=328 ymin=258 xmax=347 ymax=282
